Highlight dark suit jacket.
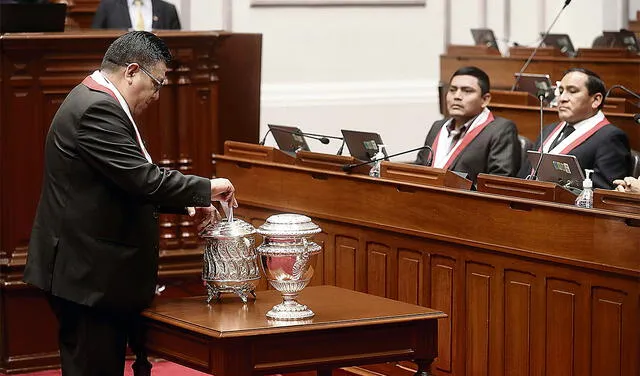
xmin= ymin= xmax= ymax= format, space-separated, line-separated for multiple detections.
xmin=415 ymin=116 xmax=521 ymax=184
xmin=518 ymin=122 xmax=631 ymax=190
xmin=24 ymin=82 xmax=210 ymax=313
xmin=92 ymin=0 xmax=181 ymax=30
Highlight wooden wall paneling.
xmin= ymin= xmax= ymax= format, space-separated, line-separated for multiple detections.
xmin=430 ymin=252 xmax=457 ymax=375
xmin=334 ymin=233 xmax=361 ymax=292
xmin=365 ymin=240 xmax=396 ymax=299
xmin=397 ymin=245 xmax=428 ymax=307
xmin=503 ymin=269 xmax=538 ymax=376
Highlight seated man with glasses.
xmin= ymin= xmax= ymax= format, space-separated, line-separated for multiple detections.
xmin=23 ymin=31 xmax=237 ymax=376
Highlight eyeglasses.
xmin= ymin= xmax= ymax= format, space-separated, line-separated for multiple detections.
xmin=125 ymin=62 xmax=165 ymax=93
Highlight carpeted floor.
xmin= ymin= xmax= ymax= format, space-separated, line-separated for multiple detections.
xmin=3 ymin=360 xmax=209 ymax=376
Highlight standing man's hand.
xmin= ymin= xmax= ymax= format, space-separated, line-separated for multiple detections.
xmin=210 ymin=178 xmax=237 ymax=207
xmin=188 ymin=205 xmax=221 ymax=234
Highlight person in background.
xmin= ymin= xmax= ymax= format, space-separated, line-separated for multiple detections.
xmin=23 ymin=31 xmax=233 ymax=376
xmin=614 ymin=176 xmax=640 ymax=193
xmin=92 ymin=0 xmax=181 ymax=31
xmin=518 ymin=68 xmax=631 ymax=189
xmin=415 ymin=66 xmax=521 ymax=185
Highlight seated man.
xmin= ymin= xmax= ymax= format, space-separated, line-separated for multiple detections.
xmin=415 ymin=66 xmax=521 ymax=184
xmin=614 ymin=176 xmax=640 ymax=193
xmin=518 ymin=68 xmax=631 ymax=189
xmin=92 ymin=0 xmax=181 ymax=30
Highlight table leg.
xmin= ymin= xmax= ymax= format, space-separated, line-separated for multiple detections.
xmin=413 ymin=358 xmax=435 ymax=376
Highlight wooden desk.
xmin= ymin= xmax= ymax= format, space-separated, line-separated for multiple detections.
xmin=214 ymin=150 xmax=640 ymax=376
xmin=142 ymin=286 xmax=446 ymax=376
xmin=441 ymin=46 xmax=640 ymax=92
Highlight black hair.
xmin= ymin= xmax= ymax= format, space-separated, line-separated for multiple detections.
xmin=101 ymin=31 xmax=172 ymax=72
xmin=450 ymin=66 xmax=490 ymax=95
xmin=562 ymin=67 xmax=606 ymax=110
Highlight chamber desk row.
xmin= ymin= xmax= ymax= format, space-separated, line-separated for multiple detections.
xmin=215 ymin=142 xmax=639 ymax=376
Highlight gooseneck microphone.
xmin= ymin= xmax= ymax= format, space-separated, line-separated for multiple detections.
xmin=511 ymin=0 xmax=572 ymax=91
xmin=527 ymin=90 xmax=549 ymax=181
xmin=342 ymin=145 xmax=433 ymax=173
xmin=604 ymin=84 xmax=640 ymax=104
xmin=266 ymin=124 xmax=343 ymax=145
xmin=258 ymin=129 xmax=273 ymax=146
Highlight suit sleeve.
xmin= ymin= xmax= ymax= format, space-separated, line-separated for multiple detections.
xmin=415 ymin=122 xmax=437 ymax=165
xmin=592 ymin=128 xmax=631 ymax=189
xmin=92 ymin=0 xmax=108 ymax=29
xmin=168 ymin=3 xmax=181 ymax=29
xmin=76 ymin=99 xmax=211 ymax=207
xmin=487 ymin=120 xmax=521 ymax=177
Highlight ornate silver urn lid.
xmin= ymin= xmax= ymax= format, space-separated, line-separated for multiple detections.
xmin=257 ymin=214 xmax=321 ymax=237
xmin=200 ymin=218 xmax=256 ymax=239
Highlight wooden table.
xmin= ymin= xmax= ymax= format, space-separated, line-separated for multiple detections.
xmin=141 ymin=285 xmax=446 ymax=376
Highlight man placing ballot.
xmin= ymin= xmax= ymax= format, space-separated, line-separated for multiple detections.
xmin=415 ymin=66 xmax=521 ymax=185
xmin=518 ymin=68 xmax=631 ymax=189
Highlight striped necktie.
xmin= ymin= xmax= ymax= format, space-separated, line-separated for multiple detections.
xmin=134 ymin=0 xmax=144 ymax=31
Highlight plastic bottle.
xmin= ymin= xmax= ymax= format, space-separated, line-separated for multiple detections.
xmin=575 ymin=169 xmax=594 ymax=208
xmin=368 ymin=145 xmax=386 ymax=178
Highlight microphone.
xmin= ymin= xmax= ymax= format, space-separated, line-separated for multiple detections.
xmin=258 ymin=129 xmax=273 ymax=146
xmin=511 ymin=0 xmax=572 ymax=91
xmin=634 ymin=113 xmax=640 ymax=124
xmin=342 ymin=145 xmax=433 ymax=173
xmin=267 ymin=124 xmax=343 ymax=145
xmin=604 ymin=84 xmax=640 ymax=105
xmin=527 ymin=86 xmax=549 ymax=181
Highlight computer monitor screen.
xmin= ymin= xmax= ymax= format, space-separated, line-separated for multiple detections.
xmin=0 ymin=3 xmax=67 ymax=33
xmin=340 ymin=130 xmax=386 ymax=162
xmin=541 ymin=33 xmax=576 ymax=57
xmin=471 ymin=28 xmax=500 ymax=52
xmin=267 ymin=124 xmax=310 ymax=154
xmin=527 ymin=151 xmax=585 ymax=188
xmin=602 ymin=30 xmax=640 ymax=53
xmin=513 ymin=73 xmax=556 ymax=105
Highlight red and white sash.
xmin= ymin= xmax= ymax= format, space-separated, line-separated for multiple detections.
xmin=431 ymin=108 xmax=495 ymax=169
xmin=539 ymin=111 xmax=610 ymax=155
xmin=82 ymin=71 xmax=152 ymax=163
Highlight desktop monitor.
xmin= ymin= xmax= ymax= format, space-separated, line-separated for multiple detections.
xmin=527 ymin=151 xmax=585 ymax=188
xmin=471 ymin=28 xmax=500 ymax=52
xmin=541 ymin=33 xmax=576 ymax=57
xmin=340 ymin=130 xmax=387 ymax=162
xmin=0 ymin=3 xmax=67 ymax=33
xmin=513 ymin=73 xmax=556 ymax=105
xmin=602 ymin=30 xmax=640 ymax=53
xmin=267 ymin=124 xmax=310 ymax=154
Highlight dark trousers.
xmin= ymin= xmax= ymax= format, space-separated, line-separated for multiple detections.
xmin=47 ymin=294 xmax=152 ymax=376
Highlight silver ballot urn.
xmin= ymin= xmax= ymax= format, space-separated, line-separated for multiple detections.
xmin=200 ymin=218 xmax=260 ymax=303
xmin=257 ymin=214 xmax=322 ymax=320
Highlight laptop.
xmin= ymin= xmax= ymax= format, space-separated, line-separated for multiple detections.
xmin=471 ymin=28 xmax=500 ymax=52
xmin=602 ymin=30 xmax=640 ymax=53
xmin=0 ymin=3 xmax=67 ymax=33
xmin=340 ymin=129 xmax=387 ymax=162
xmin=513 ymin=73 xmax=556 ymax=105
xmin=526 ymin=151 xmax=585 ymax=188
xmin=541 ymin=33 xmax=576 ymax=57
xmin=268 ymin=124 xmax=310 ymax=155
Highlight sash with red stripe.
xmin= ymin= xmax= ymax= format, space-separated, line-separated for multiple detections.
xmin=431 ymin=112 xmax=495 ymax=170
xmin=81 ymin=76 xmax=118 ymax=101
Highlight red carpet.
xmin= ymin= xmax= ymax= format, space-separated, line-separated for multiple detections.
xmin=4 ymin=360 xmax=286 ymax=376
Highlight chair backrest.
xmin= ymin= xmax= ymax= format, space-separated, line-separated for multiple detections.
xmin=631 ymin=149 xmax=640 ymax=178
xmin=518 ymin=135 xmax=534 ymax=170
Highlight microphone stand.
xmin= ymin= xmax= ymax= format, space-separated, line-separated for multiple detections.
xmin=511 ymin=0 xmax=572 ymax=91
xmin=342 ymin=145 xmax=433 ymax=173
xmin=528 ymin=91 xmax=547 ymax=181
xmin=604 ymin=84 xmax=640 ymax=107
xmin=258 ymin=129 xmax=273 ymax=146
xmin=336 ymin=139 xmax=346 ymax=155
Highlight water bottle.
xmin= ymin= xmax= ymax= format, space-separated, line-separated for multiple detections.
xmin=368 ymin=145 xmax=386 ymax=178
xmin=575 ymin=169 xmax=594 ymax=208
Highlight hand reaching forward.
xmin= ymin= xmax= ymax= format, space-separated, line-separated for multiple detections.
xmin=210 ymin=178 xmax=237 ymax=207
xmin=613 ymin=176 xmax=640 ymax=194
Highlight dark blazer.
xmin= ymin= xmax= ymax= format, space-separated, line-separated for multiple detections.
xmin=92 ymin=0 xmax=181 ymax=30
xmin=518 ymin=122 xmax=631 ymax=190
xmin=415 ymin=116 xmax=521 ymax=184
xmin=24 ymin=82 xmax=210 ymax=313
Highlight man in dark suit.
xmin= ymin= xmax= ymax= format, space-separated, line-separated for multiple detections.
xmin=518 ymin=68 xmax=631 ymax=189
xmin=23 ymin=31 xmax=234 ymax=376
xmin=415 ymin=66 xmax=521 ymax=185
xmin=92 ymin=0 xmax=181 ymax=30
